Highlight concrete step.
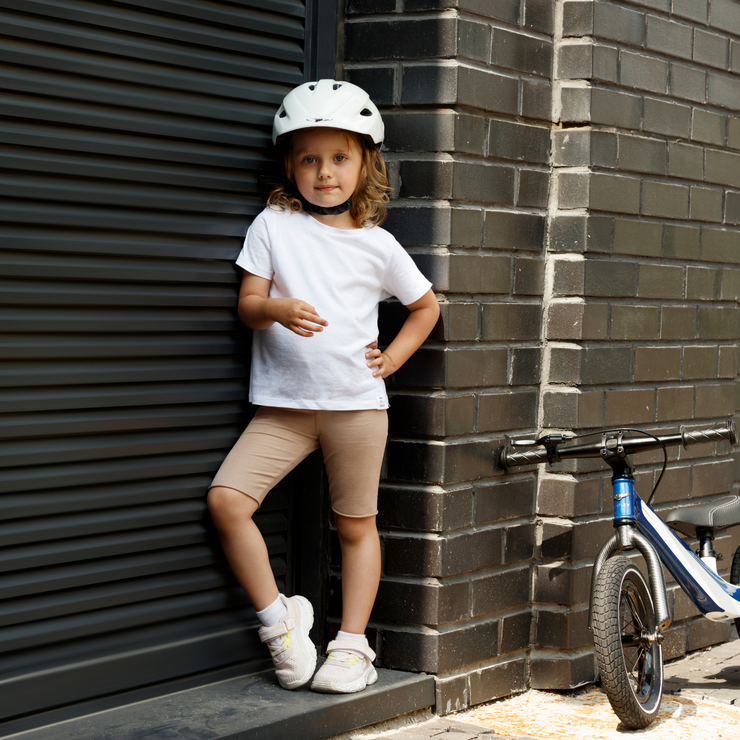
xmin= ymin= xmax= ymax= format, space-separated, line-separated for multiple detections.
xmin=5 ymin=668 xmax=435 ymax=740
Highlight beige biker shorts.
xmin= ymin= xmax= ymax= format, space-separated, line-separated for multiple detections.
xmin=210 ymin=406 xmax=388 ymax=517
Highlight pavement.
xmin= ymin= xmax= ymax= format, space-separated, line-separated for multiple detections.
xmin=333 ymin=628 xmax=740 ymax=740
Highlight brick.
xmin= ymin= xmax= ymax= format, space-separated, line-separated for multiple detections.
xmin=559 ymin=43 xmax=618 ymax=83
xmin=707 ymin=72 xmax=740 ymax=111
xmin=702 ymin=228 xmax=740 ymax=264
xmin=670 ymin=62 xmax=707 ymax=104
xmin=513 ymin=257 xmax=545 ymax=296
xmin=546 ymin=302 xmax=586 ymax=340
xmin=692 ymin=110 xmax=727 ymax=146
xmin=399 ymin=160 xmax=453 ymax=199
xmin=388 ymin=393 xmax=476 ymax=437
xmin=542 ymin=388 xmax=604 ymax=428
xmin=461 ymin=66 xmax=519 ymax=114
xmin=657 ymin=386 xmax=694 ymax=422
xmin=517 ymin=169 xmax=549 ymax=208
xmin=672 ymin=0 xmax=708 ymax=24
xmin=582 ymin=304 xmax=609 ymax=340
xmin=690 ymin=186 xmax=724 ymax=223
xmin=489 ymin=119 xmax=550 ymax=164
xmin=705 ymin=149 xmax=740 ymax=188
xmin=442 ymin=302 xmax=479 ymax=341
xmin=377 ymin=485 xmax=473 ymax=532
xmin=504 ymin=523 xmax=536 ymax=564
xmin=642 ymin=181 xmax=689 ymax=220
xmin=620 ymin=50 xmax=668 ymax=93
xmin=694 ymin=29 xmax=730 ymax=70
xmin=663 ymin=223 xmax=700 ymax=259
xmin=572 ymin=517 xmax=614 ymax=560
xmin=530 ymin=651 xmax=595 ymax=690
xmin=492 ymin=27 xmax=553 ymax=77
xmin=510 ymin=346 xmax=541 ymax=385
xmin=617 ymin=134 xmax=666 ymax=175
xmin=710 ymin=0 xmax=740 ymax=37
xmin=667 ymin=141 xmax=704 ymax=180
xmin=446 ymin=348 xmax=509 ymax=387
xmin=613 ymin=218 xmax=662 ymax=257
xmin=593 ymin=2 xmax=645 ymax=46
xmin=520 ymin=78 xmax=552 ymax=121
xmin=345 ymin=67 xmax=397 ymax=106
xmin=537 ymin=476 xmax=600 ymax=519
xmin=610 ymin=305 xmax=660 ymax=340
xmin=584 ymin=260 xmax=637 ymax=297
xmin=638 ymin=264 xmax=684 ymax=299
xmin=473 ymin=567 xmax=530 ymax=616
xmin=453 ymin=162 xmax=516 ymax=204
xmin=478 ymin=390 xmax=538 ymax=432
xmin=563 ymin=0 xmax=594 ymax=37
xmin=452 ymin=207 xmax=483 ymax=246
xmin=435 ymin=675 xmax=469 ymax=715
xmin=384 ymin=111 xmax=456 ymax=153
xmin=693 ymin=386 xmax=735 ymax=422
xmin=537 ymin=608 xmax=591 ymax=649
xmin=725 ymin=191 xmax=740 ymax=224
xmin=500 ymin=611 xmax=531 ymax=654
xmin=719 ymin=344 xmax=737 ymax=378
xmin=644 ymin=98 xmax=692 ymax=138
xmin=385 ymin=205 xmax=451 ymax=246
xmin=590 ymin=88 xmax=642 ymax=129
xmin=549 ymin=347 xmax=582 ymax=383
xmin=548 ymin=215 xmax=612 ymax=253
xmin=733 ymin=41 xmax=740 ymax=75
xmin=646 ymin=16 xmax=693 ymax=60
xmin=683 ymin=346 xmax=718 ymax=380
xmin=484 ymin=211 xmax=545 ymax=251
xmin=534 ymin=562 xmax=592 ymax=604
xmin=591 ymin=173 xmax=642 ymax=214
xmin=458 ymin=19 xmax=491 ymax=64
xmin=525 ymin=0 xmax=554 ymax=34
xmin=634 ymin=347 xmax=682 ymax=381
xmin=580 ymin=346 xmax=633 ymax=384
xmin=347 ymin=0 xmax=395 ymax=12
xmin=661 ymin=306 xmax=696 ymax=340
xmin=687 ymin=266 xmax=721 ymax=300
xmin=552 ymin=257 xmax=584 ymax=296
xmin=552 ymin=129 xmax=617 ymax=167
xmin=373 ymin=579 xmax=469 ymax=626
xmin=448 ymin=254 xmax=512 ymax=293
xmin=688 ymin=618 xmax=733 ymax=652
xmin=345 ymin=18 xmax=458 ymax=61
xmin=470 ymin=658 xmax=527 ymax=705
xmin=476 ymin=478 xmax=536 ymax=524
xmin=721 ymin=268 xmax=740 ymax=300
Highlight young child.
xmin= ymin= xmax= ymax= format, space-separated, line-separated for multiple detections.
xmin=207 ymin=80 xmax=439 ymax=694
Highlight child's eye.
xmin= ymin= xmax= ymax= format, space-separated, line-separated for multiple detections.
xmin=334 ymin=155 xmax=347 ymax=162
xmin=303 ymin=156 xmax=316 ymax=164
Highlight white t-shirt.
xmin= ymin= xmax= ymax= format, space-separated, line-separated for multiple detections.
xmin=236 ymin=207 xmax=432 ymax=410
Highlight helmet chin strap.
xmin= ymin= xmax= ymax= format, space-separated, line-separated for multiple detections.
xmin=299 ymin=194 xmax=353 ymax=216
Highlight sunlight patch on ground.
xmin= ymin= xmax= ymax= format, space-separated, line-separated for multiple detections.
xmin=453 ymin=687 xmax=740 ymax=740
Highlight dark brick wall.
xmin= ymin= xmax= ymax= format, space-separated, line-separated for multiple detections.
xmin=540 ymin=0 xmax=739 ymax=690
xmin=342 ymin=0 xmax=552 ymax=713
xmin=336 ymin=0 xmax=739 ymax=715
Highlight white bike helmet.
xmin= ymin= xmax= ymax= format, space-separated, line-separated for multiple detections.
xmin=272 ymin=79 xmax=384 ymax=146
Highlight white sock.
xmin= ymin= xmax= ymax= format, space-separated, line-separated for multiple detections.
xmin=335 ymin=630 xmax=368 ymax=658
xmin=256 ymin=594 xmax=288 ymax=627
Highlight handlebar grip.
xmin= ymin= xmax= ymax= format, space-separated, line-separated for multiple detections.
xmin=500 ymin=446 xmax=550 ymax=470
xmin=682 ymin=420 xmax=737 ymax=447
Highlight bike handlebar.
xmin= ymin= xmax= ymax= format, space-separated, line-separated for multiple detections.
xmin=499 ymin=421 xmax=736 ymax=472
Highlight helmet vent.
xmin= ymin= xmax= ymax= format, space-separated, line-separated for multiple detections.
xmin=278 ymin=110 xmax=287 ymax=118
xmin=308 ymin=84 xmax=315 ymax=90
xmin=333 ymin=83 xmax=342 ymax=90
xmin=360 ymin=108 xmax=373 ymax=116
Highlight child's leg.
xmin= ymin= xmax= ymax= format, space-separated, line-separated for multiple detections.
xmin=334 ymin=513 xmax=381 ymax=634
xmin=207 ymin=486 xmax=278 ymax=610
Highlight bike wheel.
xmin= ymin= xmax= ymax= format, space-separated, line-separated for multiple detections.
xmin=731 ymin=545 xmax=740 ymax=636
xmin=591 ymin=555 xmax=663 ymax=729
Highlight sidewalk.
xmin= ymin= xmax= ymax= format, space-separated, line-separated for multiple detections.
xmin=336 ymin=628 xmax=740 ymax=740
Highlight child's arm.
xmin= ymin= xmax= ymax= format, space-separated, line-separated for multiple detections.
xmin=237 ymin=271 xmax=328 ymax=337
xmin=365 ymin=289 xmax=440 ymax=378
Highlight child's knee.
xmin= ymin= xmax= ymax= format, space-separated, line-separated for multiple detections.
xmin=335 ymin=513 xmax=377 ymax=543
xmin=207 ymin=486 xmax=248 ymax=521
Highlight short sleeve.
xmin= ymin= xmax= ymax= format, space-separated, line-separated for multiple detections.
xmin=235 ymin=209 xmax=274 ymax=279
xmin=382 ymin=238 xmax=433 ymax=306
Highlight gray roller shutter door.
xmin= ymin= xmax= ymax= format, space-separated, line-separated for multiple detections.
xmin=0 ymin=0 xmax=332 ymax=723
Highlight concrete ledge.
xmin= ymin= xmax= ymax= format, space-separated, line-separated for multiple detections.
xmin=7 ymin=668 xmax=435 ymax=740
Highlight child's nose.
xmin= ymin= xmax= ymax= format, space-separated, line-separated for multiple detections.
xmin=318 ymin=159 xmax=332 ymax=177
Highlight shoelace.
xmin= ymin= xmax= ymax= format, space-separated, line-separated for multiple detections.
xmin=266 ymin=630 xmax=293 ymax=659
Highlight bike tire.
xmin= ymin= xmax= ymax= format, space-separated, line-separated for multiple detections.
xmin=731 ymin=546 xmax=740 ymax=636
xmin=591 ymin=555 xmax=663 ymax=729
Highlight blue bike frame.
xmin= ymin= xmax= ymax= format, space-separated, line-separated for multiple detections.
xmin=620 ymin=478 xmax=740 ymax=621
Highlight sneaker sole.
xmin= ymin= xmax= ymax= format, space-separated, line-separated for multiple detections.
xmin=280 ymin=595 xmax=317 ymax=690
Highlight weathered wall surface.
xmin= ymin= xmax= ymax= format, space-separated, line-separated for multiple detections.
xmin=536 ymin=0 xmax=740 ymax=689
xmin=339 ymin=0 xmax=739 ymax=714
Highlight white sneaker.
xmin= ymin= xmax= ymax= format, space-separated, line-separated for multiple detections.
xmin=258 ymin=594 xmax=317 ymax=690
xmin=310 ymin=639 xmax=378 ymax=694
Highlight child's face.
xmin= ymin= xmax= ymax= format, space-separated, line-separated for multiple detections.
xmin=290 ymin=128 xmax=364 ymax=210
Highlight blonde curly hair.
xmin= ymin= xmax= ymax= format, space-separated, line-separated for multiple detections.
xmin=267 ymin=130 xmax=391 ymax=227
